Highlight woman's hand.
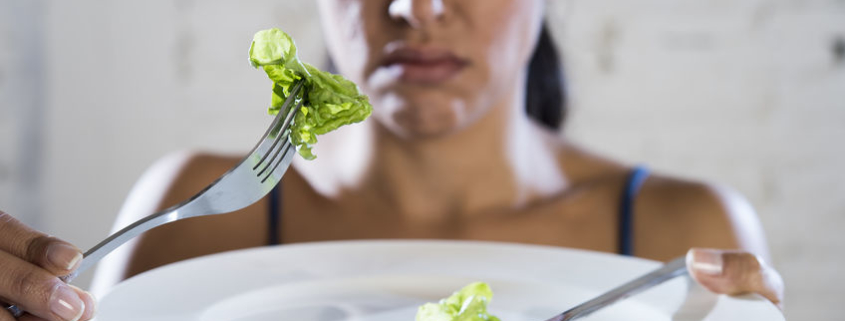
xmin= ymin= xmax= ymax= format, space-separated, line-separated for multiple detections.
xmin=0 ymin=211 xmax=96 ymax=321
xmin=686 ymin=248 xmax=785 ymax=309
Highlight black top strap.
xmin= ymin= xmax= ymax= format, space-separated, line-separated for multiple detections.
xmin=267 ymin=184 xmax=281 ymax=246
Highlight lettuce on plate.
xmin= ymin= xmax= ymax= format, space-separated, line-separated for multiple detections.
xmin=416 ymin=282 xmax=502 ymax=321
xmin=249 ymin=28 xmax=372 ymax=159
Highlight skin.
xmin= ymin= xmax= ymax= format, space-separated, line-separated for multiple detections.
xmin=0 ymin=1 xmax=784 ymax=320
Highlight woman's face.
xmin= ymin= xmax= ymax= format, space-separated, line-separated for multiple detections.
xmin=317 ymin=0 xmax=545 ymax=138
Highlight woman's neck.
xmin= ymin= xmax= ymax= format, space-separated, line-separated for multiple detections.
xmin=292 ymin=81 xmax=567 ymax=221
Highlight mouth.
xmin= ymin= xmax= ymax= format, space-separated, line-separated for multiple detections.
xmin=380 ymin=46 xmax=469 ymax=85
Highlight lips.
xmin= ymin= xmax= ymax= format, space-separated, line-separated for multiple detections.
xmin=380 ymin=47 xmax=469 ymax=84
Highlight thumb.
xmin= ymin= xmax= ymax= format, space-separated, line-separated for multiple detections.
xmin=686 ymin=248 xmax=784 ymax=309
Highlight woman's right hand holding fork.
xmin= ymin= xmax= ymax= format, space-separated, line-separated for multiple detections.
xmin=0 ymin=211 xmax=96 ymax=321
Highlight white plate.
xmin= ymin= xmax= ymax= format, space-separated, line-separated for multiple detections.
xmin=95 ymin=240 xmax=782 ymax=321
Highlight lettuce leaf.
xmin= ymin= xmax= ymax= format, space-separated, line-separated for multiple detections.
xmin=416 ymin=282 xmax=502 ymax=321
xmin=249 ymin=28 xmax=372 ymax=159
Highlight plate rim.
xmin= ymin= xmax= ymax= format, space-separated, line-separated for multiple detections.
xmin=98 ymin=239 xmax=783 ymax=321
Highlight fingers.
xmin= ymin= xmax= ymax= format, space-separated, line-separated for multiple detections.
xmin=0 ymin=251 xmax=93 ymax=321
xmin=0 ymin=212 xmax=82 ymax=275
xmin=0 ymin=307 xmax=16 ymax=321
xmin=1 ymin=312 xmax=53 ymax=321
xmin=0 ymin=211 xmax=95 ymax=320
xmin=686 ymin=248 xmax=785 ymax=309
xmin=19 ymin=315 xmax=51 ymax=321
xmin=69 ymin=287 xmax=95 ymax=321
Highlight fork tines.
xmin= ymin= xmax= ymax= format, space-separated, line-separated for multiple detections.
xmin=252 ymin=81 xmax=304 ymax=183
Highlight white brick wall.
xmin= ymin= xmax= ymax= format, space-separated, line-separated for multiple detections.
xmin=1 ymin=0 xmax=48 ymax=228
xmin=0 ymin=4 xmax=13 ymax=215
xmin=0 ymin=0 xmax=841 ymax=319
xmin=555 ymin=1 xmax=845 ymax=318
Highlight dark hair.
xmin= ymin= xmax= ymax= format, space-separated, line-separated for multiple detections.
xmin=525 ymin=23 xmax=567 ymax=130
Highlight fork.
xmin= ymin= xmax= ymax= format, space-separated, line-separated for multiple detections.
xmin=545 ymin=256 xmax=688 ymax=321
xmin=5 ymin=80 xmax=306 ymax=318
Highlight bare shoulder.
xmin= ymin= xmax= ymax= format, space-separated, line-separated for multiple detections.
xmin=634 ymin=173 xmax=769 ymax=261
xmin=549 ymin=139 xmax=768 ymax=261
xmin=90 ymin=151 xmax=243 ymax=294
xmin=552 ymin=140 xmax=630 ymax=183
xmin=147 ymin=151 xmax=239 ymax=200
xmin=112 ymin=150 xmax=241 ymax=238
xmin=123 ymin=152 xmax=239 ymax=217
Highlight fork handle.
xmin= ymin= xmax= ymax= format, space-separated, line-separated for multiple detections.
xmin=63 ymin=206 xmax=184 ymax=283
xmin=547 ymin=256 xmax=688 ymax=321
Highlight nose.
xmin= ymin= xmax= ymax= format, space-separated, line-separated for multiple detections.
xmin=388 ymin=0 xmax=445 ymax=28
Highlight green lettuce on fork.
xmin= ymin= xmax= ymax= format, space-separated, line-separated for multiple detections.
xmin=249 ymin=28 xmax=372 ymax=159
xmin=417 ymin=282 xmax=502 ymax=321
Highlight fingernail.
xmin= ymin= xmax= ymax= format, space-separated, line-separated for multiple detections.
xmin=47 ymin=242 xmax=82 ymax=271
xmin=50 ymin=284 xmax=85 ymax=321
xmin=687 ymin=248 xmax=724 ymax=276
xmin=70 ymin=285 xmax=97 ymax=320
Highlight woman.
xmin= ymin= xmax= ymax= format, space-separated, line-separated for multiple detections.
xmin=0 ymin=1 xmax=783 ymax=320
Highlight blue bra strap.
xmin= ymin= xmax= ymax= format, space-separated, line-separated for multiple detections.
xmin=619 ymin=166 xmax=650 ymax=256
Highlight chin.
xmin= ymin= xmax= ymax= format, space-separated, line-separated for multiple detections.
xmin=382 ymin=110 xmax=461 ymax=139
xmin=374 ymin=100 xmax=464 ymax=139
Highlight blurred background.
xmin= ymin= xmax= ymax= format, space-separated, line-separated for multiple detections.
xmin=1 ymin=0 xmax=843 ymax=319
